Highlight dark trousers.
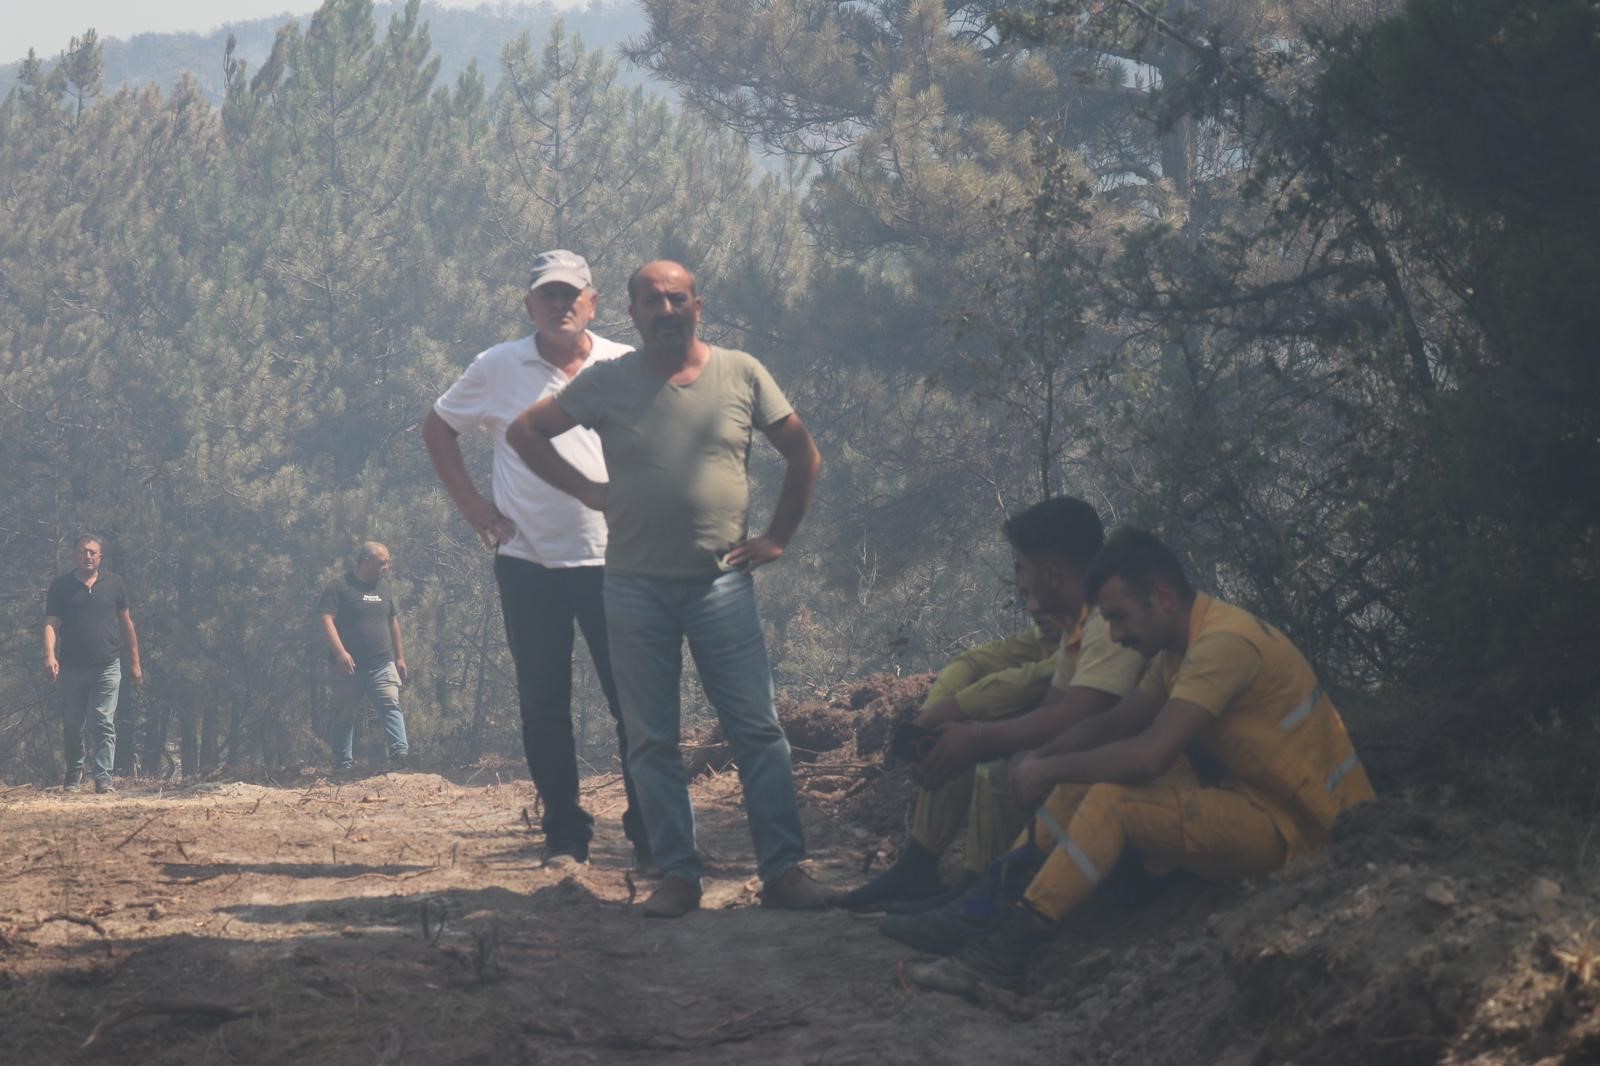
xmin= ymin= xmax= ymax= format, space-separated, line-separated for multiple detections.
xmin=494 ymin=555 xmax=644 ymax=854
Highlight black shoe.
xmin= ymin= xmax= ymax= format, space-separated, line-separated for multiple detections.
xmin=949 ymin=905 xmax=1053 ymax=992
xmin=878 ymin=895 xmax=1006 ymax=955
xmin=884 ymin=871 xmax=981 ymax=915
xmin=63 ymin=772 xmax=83 ymax=791
xmin=541 ymin=838 xmax=590 ymax=869
xmin=887 ymin=842 xmax=1042 ymax=914
xmin=94 ymin=779 xmax=116 ymax=795
xmin=899 ymin=905 xmax=1053 ymax=998
xmin=835 ymin=839 xmax=943 ymax=912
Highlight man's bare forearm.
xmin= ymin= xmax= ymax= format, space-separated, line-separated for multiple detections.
xmin=320 ymin=614 xmax=347 ymax=657
xmin=1034 ymin=737 xmax=1165 ymax=789
xmin=422 ymin=411 xmax=484 ymax=513
xmin=764 ymin=433 xmax=820 ymax=546
xmin=122 ymin=615 xmax=141 ymax=671
xmin=506 ymin=421 xmax=599 ymax=503
xmin=980 ymin=687 xmax=1116 ymax=758
xmin=1035 ymin=693 xmax=1156 ymax=758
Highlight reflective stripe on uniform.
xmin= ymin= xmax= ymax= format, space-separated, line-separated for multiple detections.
xmin=1279 ymin=685 xmax=1323 ymax=732
xmin=1326 ymin=752 xmax=1360 ymax=793
xmin=1038 ymin=807 xmax=1103 ymax=885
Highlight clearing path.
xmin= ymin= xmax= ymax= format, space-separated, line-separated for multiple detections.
xmin=4 ymin=676 xmax=1598 ymax=1064
xmin=0 ymin=768 xmax=1080 ymax=1064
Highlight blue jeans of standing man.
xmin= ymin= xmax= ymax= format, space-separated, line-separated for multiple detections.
xmin=61 ymin=658 xmax=121 ymax=785
xmin=603 ymin=570 xmax=806 ymax=884
xmin=327 ymin=661 xmax=408 ymax=770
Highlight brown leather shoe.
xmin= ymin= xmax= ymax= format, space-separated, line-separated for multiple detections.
xmin=761 ymin=866 xmax=838 ymax=910
xmin=641 ymin=875 xmax=702 ymax=918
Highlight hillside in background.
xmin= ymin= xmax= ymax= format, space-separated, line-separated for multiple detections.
xmin=0 ymin=1 xmax=649 ymax=103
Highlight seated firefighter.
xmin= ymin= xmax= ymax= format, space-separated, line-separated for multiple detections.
xmin=897 ymin=528 xmax=1376 ymax=997
xmin=838 ymin=496 xmax=1148 ymax=912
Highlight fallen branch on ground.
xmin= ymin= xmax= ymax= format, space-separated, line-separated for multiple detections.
xmin=115 ymin=814 xmax=164 ymax=851
xmin=80 ymin=1002 xmax=257 ymax=1049
xmin=791 ymin=764 xmax=874 ymax=778
xmin=34 ymin=913 xmax=108 ymax=937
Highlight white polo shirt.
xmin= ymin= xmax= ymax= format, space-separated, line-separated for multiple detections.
xmin=433 ymin=331 xmax=628 ymax=567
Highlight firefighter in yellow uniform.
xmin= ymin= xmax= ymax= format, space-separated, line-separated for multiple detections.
xmin=917 ymin=624 xmax=1062 ymax=729
xmin=900 ymin=528 xmax=1375 ymax=995
xmin=903 ymin=618 xmax=1060 ymax=881
xmin=839 ymin=497 xmax=1147 ymax=912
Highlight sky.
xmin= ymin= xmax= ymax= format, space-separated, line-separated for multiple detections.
xmin=4 ymin=1 xmax=577 ymax=61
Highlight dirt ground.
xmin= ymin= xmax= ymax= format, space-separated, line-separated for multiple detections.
xmin=3 ymin=675 xmax=1598 ymax=1064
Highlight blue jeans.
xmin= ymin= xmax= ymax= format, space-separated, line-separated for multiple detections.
xmin=61 ymin=658 xmax=121 ymax=783
xmin=327 ymin=662 xmax=408 ymax=769
xmin=604 ymin=570 xmax=806 ymax=883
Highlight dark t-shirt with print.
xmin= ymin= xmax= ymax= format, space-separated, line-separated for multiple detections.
xmin=45 ymin=571 xmax=129 ymax=668
xmin=318 ymin=573 xmax=397 ymax=668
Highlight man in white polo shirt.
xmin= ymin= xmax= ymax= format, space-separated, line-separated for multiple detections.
xmin=423 ymin=250 xmax=645 ymax=869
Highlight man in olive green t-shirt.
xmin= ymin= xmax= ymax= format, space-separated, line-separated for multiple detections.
xmin=508 ymin=260 xmax=830 ymax=919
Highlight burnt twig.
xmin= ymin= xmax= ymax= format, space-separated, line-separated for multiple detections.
xmin=81 ymin=1002 xmax=257 ymax=1049
xmin=115 ymin=814 xmax=164 ymax=851
xmin=35 ymin=913 xmax=108 ymax=937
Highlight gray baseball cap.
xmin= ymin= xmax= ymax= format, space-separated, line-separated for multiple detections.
xmin=528 ymin=249 xmax=593 ymax=292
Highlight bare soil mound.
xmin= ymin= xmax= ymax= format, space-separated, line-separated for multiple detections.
xmin=1 ymin=673 xmax=1593 ymax=1064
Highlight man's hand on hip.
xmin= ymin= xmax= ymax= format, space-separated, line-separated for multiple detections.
xmin=723 ymin=535 xmax=785 ymax=574
xmin=462 ymin=495 xmax=517 ymax=550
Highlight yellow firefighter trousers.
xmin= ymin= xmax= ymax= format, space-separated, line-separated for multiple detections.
xmin=1021 ymin=781 xmax=1289 ymax=921
xmin=909 ymin=762 xmax=1023 ymax=873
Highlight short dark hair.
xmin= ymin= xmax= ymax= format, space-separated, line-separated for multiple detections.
xmin=1084 ymin=527 xmax=1195 ymax=602
xmin=1000 ymin=496 xmax=1104 ymax=569
xmin=74 ymin=533 xmax=103 ymax=551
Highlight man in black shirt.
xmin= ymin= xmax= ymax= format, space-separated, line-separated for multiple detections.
xmin=318 ymin=541 xmax=410 ymax=773
xmin=43 ymin=534 xmax=142 ymax=793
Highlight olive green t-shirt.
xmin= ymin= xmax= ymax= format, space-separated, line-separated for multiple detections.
xmin=555 ymin=346 xmax=794 ymax=577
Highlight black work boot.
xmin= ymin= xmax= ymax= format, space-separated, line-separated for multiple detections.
xmin=878 ymin=893 xmax=1005 ymax=955
xmin=900 ymin=904 xmax=1054 ymax=998
xmin=884 ymin=870 xmax=981 ymax=915
xmin=834 ymin=838 xmax=944 ymax=912
xmin=951 ymin=903 xmax=1052 ymax=991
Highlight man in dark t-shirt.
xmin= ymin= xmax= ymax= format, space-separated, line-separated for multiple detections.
xmin=43 ymin=534 xmax=143 ymax=793
xmin=317 ymin=541 xmax=410 ymax=773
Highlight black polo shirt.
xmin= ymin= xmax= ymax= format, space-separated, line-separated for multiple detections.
xmin=45 ymin=571 xmax=129 ymax=668
xmin=318 ymin=573 xmax=397 ymax=668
